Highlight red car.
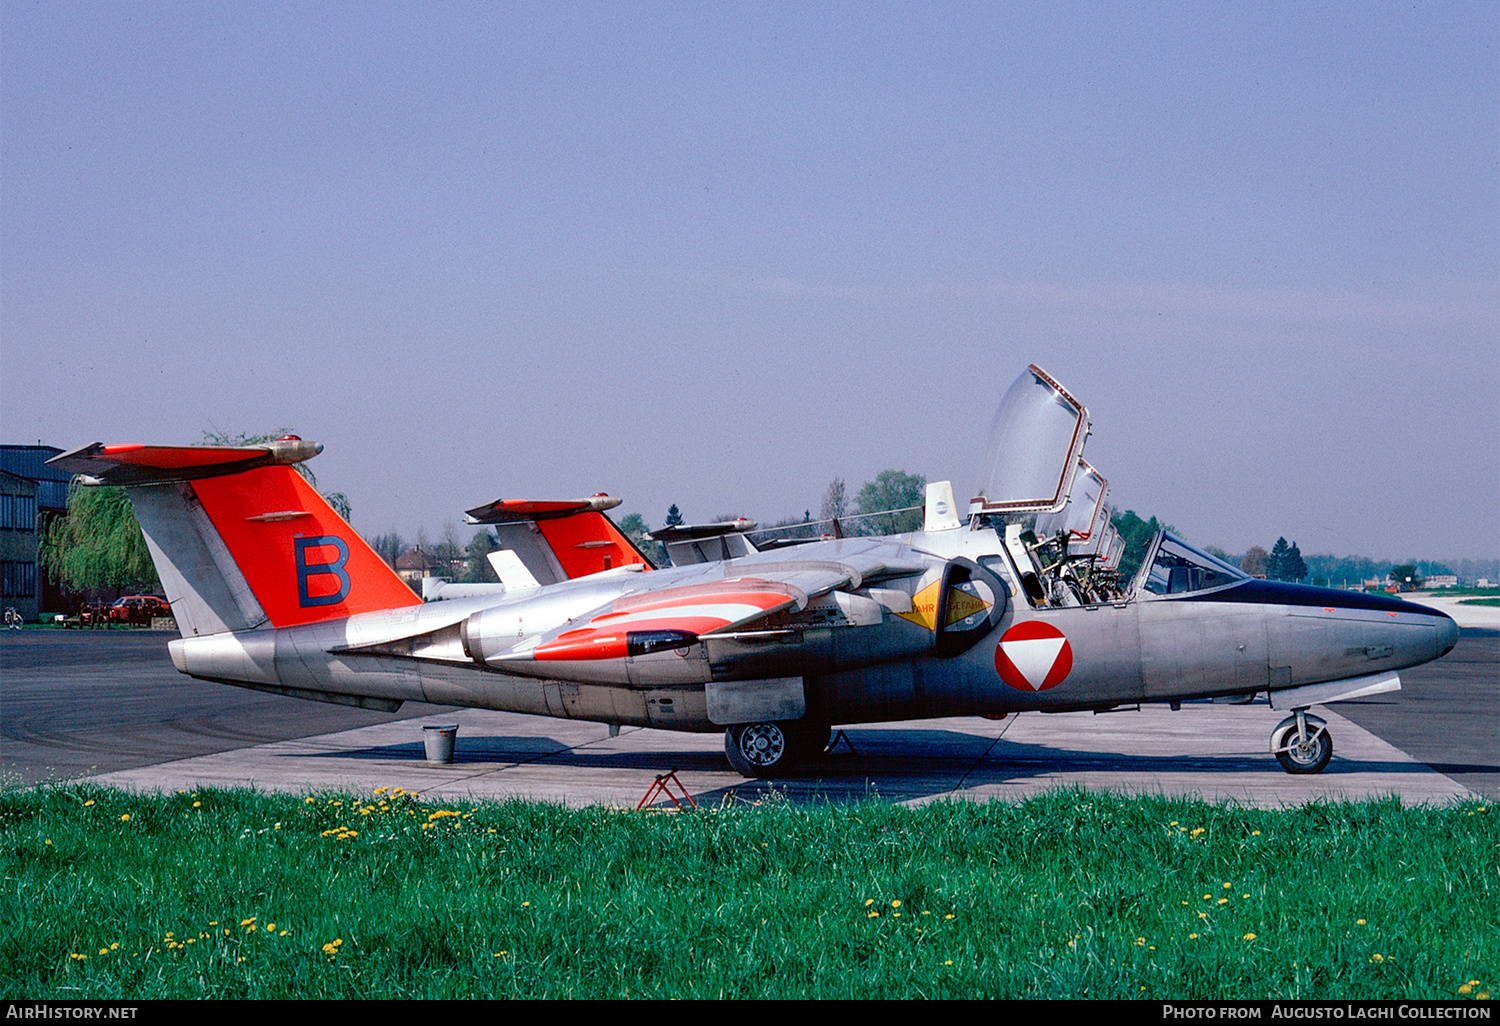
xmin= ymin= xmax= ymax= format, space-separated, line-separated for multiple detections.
xmin=107 ymin=595 xmax=172 ymax=624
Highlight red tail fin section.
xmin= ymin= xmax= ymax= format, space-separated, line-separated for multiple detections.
xmin=465 ymin=495 xmax=655 ymax=581
xmin=189 ymin=466 xmax=420 ymax=628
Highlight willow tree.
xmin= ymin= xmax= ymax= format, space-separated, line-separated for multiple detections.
xmin=39 ymin=485 xmax=161 ymax=594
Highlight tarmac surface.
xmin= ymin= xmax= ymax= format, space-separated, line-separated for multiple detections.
xmin=2 ymin=608 xmax=1494 ymax=807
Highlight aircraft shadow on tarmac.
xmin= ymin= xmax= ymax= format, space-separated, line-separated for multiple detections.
xmin=274 ymin=726 xmax=1465 ymax=805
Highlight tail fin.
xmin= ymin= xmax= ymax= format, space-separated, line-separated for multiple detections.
xmin=48 ymin=440 xmax=420 ymax=635
xmin=464 ymin=495 xmax=656 ymax=583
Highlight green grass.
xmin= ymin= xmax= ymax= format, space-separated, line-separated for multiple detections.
xmin=2 ymin=786 xmax=1494 ymax=999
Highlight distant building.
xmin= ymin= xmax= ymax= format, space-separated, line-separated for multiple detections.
xmin=0 ymin=445 xmax=69 ymax=619
xmin=1424 ymin=575 xmax=1458 ymax=589
xmin=394 ymin=546 xmax=445 ymax=583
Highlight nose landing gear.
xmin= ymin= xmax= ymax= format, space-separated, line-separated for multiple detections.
xmin=1271 ymin=710 xmax=1332 ymax=774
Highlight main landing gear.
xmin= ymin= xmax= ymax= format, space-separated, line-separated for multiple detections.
xmin=1270 ymin=710 xmax=1332 ymax=774
xmin=724 ymin=720 xmax=832 ymax=779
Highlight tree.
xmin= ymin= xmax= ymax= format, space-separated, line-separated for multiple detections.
xmin=1266 ymin=538 xmax=1291 ymax=582
xmin=664 ymin=504 xmax=684 ymax=528
xmin=618 ymin=512 xmax=667 ymax=566
xmin=1241 ymin=545 xmax=1268 ymax=577
xmin=39 ymin=485 xmax=161 ymax=594
xmin=1389 ymin=564 xmax=1422 ymax=591
xmin=853 ymin=470 xmax=926 ymax=535
xmin=460 ymin=529 xmax=500 ymax=583
xmin=820 ymin=478 xmax=847 ymax=523
xmin=368 ymin=532 xmax=407 ymax=568
xmin=1111 ymin=510 xmax=1171 ymax=580
xmin=1283 ymin=541 xmax=1308 ymax=584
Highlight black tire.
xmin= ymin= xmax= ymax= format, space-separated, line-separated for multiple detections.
xmin=725 ymin=722 xmax=800 ymax=778
xmin=1273 ymin=720 xmax=1332 ymax=774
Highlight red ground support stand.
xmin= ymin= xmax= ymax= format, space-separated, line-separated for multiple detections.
xmin=636 ymin=770 xmax=698 ymax=811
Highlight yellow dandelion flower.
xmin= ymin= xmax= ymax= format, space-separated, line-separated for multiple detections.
xmin=945 ymin=960 xmax=953 ymax=966
xmin=1459 ymin=985 xmax=1473 ymax=995
xmin=120 ymin=814 xmax=131 ymax=821
xmin=98 ymin=948 xmax=108 ymax=955
xmin=1252 ymin=830 xmax=1261 ymax=836
xmin=84 ymin=800 xmax=95 ymax=807
xmin=864 ymin=899 xmax=875 ymax=906
xmin=110 ymin=943 xmax=118 ymax=950
xmin=1371 ymin=953 xmax=1384 ymax=963
xmin=1218 ymin=898 xmax=1228 ymax=905
xmin=266 ymin=923 xmax=275 ymax=931
xmin=868 ymin=911 xmax=879 ymax=918
xmin=1203 ymin=894 xmax=1212 ymax=900
xmin=240 ymin=917 xmax=256 ymax=926
xmin=70 ymin=952 xmax=87 ymax=960
xmin=1242 ymin=894 xmax=1250 ymax=899
xmin=522 ymin=901 xmax=530 ymax=907
xmin=193 ymin=801 xmax=201 ymax=808
xmin=891 ymin=900 xmax=901 ymax=908
xmin=1189 ymin=933 xmax=1199 ymax=940
xmin=1223 ymin=882 xmax=1231 ymax=889
xmin=1243 ymin=933 xmax=1256 ymax=941
xmin=305 ymin=797 xmax=315 ymax=804
xmin=1357 ymin=919 xmax=1367 ymax=925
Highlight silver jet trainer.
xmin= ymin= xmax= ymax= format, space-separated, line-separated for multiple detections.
xmin=50 ymin=365 xmax=1458 ymax=778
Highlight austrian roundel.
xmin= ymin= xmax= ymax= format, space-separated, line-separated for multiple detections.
xmin=994 ymin=621 xmax=1074 ymax=692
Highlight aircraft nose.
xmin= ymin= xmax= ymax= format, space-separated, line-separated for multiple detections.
xmin=1434 ymin=609 xmax=1459 ymax=658
xmin=1392 ymin=596 xmax=1459 ymax=660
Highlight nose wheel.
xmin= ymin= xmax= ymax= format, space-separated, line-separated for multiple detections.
xmin=1271 ymin=711 xmax=1332 ymax=774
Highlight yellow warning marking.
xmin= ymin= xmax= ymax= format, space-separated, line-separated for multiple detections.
xmin=895 ymin=581 xmax=992 ymax=631
xmin=945 ymin=588 xmax=990 ymax=625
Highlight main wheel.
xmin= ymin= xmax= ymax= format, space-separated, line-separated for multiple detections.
xmin=1272 ymin=715 xmax=1332 ymax=774
xmin=725 ymin=722 xmax=800 ymax=778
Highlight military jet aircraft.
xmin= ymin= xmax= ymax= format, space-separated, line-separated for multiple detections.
xmin=49 ymin=365 xmax=1458 ymax=778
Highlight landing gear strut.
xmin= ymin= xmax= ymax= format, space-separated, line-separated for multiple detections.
xmin=1271 ymin=710 xmax=1332 ymax=774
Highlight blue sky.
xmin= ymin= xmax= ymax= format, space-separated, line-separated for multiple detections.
xmin=4 ymin=2 xmax=1496 ymax=560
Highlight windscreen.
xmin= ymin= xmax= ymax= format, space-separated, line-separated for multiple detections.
xmin=1136 ymin=532 xmax=1248 ymax=596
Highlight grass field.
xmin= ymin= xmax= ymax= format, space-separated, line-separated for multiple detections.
xmin=2 ymin=786 xmax=1494 ymax=1000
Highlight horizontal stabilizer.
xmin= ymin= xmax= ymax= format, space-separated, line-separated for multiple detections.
xmin=647 ymin=519 xmax=758 ymax=542
xmin=465 ymin=495 xmax=621 ymax=523
xmin=48 ymin=438 xmax=322 ymax=486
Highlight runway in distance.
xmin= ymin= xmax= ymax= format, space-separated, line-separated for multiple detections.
xmin=49 ymin=366 xmax=1459 ymax=778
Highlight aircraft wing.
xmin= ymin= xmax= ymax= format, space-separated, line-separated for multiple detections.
xmin=483 ymin=537 xmax=936 ymax=680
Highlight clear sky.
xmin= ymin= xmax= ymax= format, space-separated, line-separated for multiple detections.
xmin=4 ymin=2 xmax=1496 ymax=561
